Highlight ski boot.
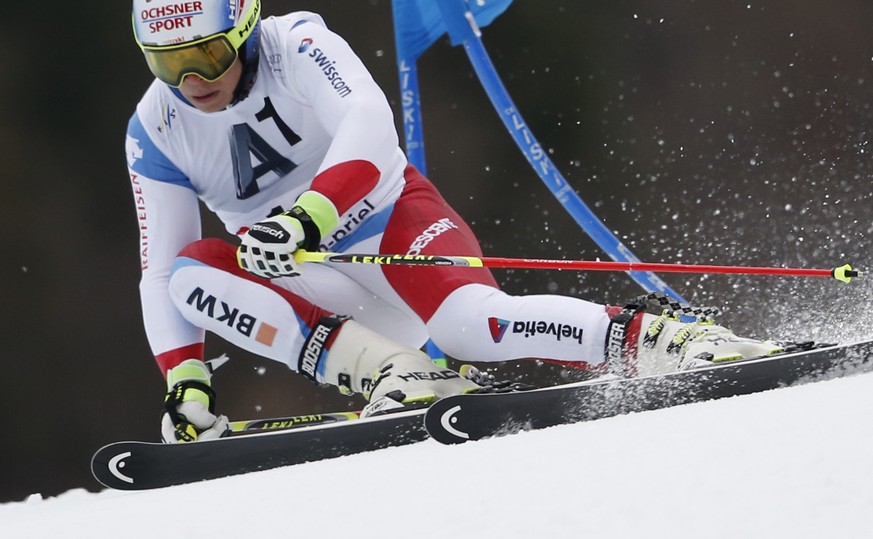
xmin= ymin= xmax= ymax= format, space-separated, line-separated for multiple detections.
xmin=299 ymin=317 xmax=480 ymax=417
xmin=606 ymin=294 xmax=785 ymax=377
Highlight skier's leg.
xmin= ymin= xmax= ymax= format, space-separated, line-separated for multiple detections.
xmin=430 ymin=289 xmax=784 ymax=375
xmin=171 ymin=238 xmax=429 ymax=353
xmin=378 ymin=168 xmax=779 ymax=375
xmin=167 ymin=238 xmax=477 ymax=402
xmin=427 ymin=283 xmax=611 ymax=366
xmin=377 ymin=168 xmax=612 ymax=368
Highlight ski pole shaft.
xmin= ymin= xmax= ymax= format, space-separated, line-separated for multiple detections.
xmin=229 ymin=411 xmax=360 ymax=434
xmin=295 ymin=251 xmax=860 ymax=283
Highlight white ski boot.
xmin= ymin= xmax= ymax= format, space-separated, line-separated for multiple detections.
xmin=299 ymin=317 xmax=479 ymax=417
xmin=636 ymin=312 xmax=784 ymax=375
xmin=606 ymin=296 xmax=784 ymax=377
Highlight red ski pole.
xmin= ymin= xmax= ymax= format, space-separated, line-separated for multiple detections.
xmin=295 ymin=251 xmax=860 ymax=283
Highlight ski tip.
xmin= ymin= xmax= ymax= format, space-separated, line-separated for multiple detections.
xmin=832 ymin=264 xmax=860 ymax=283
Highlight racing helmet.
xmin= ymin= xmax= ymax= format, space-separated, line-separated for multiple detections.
xmin=132 ymin=0 xmax=261 ymax=100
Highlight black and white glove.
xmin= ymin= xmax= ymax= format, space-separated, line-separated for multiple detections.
xmin=237 ymin=207 xmax=320 ymax=279
xmin=161 ymin=359 xmax=230 ymax=443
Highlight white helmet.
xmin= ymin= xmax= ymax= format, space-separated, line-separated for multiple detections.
xmin=132 ymin=0 xmax=261 ymax=98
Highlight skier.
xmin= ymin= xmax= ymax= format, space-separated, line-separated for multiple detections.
xmin=127 ymin=0 xmax=781 ymax=443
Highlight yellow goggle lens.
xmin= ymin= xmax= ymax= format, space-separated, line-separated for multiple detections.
xmin=142 ymin=35 xmax=238 ymax=87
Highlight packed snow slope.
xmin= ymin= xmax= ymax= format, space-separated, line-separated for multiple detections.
xmin=3 ymin=368 xmax=873 ymax=539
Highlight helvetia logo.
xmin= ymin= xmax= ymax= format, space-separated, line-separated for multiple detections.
xmin=298 ymin=38 xmax=313 ymax=53
xmin=488 ymin=317 xmax=511 ymax=343
xmin=489 ymin=317 xmax=584 ymax=344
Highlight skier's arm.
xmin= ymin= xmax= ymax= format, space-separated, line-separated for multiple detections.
xmin=284 ymin=20 xmax=402 ymax=242
xmin=127 ymin=113 xmax=205 ymax=375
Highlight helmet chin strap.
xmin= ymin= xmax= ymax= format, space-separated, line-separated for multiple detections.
xmin=230 ymin=58 xmax=258 ymax=105
xmin=229 ymin=24 xmax=261 ymax=107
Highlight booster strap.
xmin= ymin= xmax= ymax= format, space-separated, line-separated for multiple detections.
xmin=297 ymin=315 xmax=347 ymax=385
xmin=604 ymin=299 xmax=647 ymax=377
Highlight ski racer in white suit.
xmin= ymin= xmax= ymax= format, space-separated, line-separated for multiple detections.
xmin=127 ymin=0 xmax=781 ymax=443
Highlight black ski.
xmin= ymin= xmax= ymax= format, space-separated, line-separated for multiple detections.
xmin=91 ymin=408 xmax=427 ymax=490
xmin=424 ymin=339 xmax=873 ymax=444
xmin=94 ymin=340 xmax=873 ymax=489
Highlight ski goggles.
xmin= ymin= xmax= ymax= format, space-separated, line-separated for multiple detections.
xmin=140 ymin=32 xmax=241 ymax=87
xmin=133 ymin=0 xmax=260 ymax=88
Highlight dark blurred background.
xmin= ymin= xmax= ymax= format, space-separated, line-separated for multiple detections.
xmin=3 ymin=0 xmax=872 ymax=502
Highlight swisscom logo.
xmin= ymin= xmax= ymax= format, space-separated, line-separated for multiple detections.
xmin=296 ymin=37 xmax=353 ymax=98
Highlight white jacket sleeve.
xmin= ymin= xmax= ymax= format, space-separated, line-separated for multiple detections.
xmin=282 ymin=19 xmax=406 ymax=230
xmin=127 ymin=110 xmax=205 ymax=368
xmin=129 ymin=170 xmax=205 ymax=361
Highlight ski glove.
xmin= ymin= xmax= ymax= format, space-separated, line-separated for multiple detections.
xmin=161 ymin=359 xmax=230 ymax=443
xmin=237 ymin=207 xmax=320 ymax=279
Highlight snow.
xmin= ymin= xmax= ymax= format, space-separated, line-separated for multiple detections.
xmin=3 ymin=372 xmax=873 ymax=538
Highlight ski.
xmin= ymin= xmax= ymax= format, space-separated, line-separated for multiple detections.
xmin=91 ymin=408 xmax=427 ymax=490
xmin=424 ymin=339 xmax=873 ymax=444
xmin=229 ymin=411 xmax=360 ymax=433
xmin=94 ymin=340 xmax=873 ymax=489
